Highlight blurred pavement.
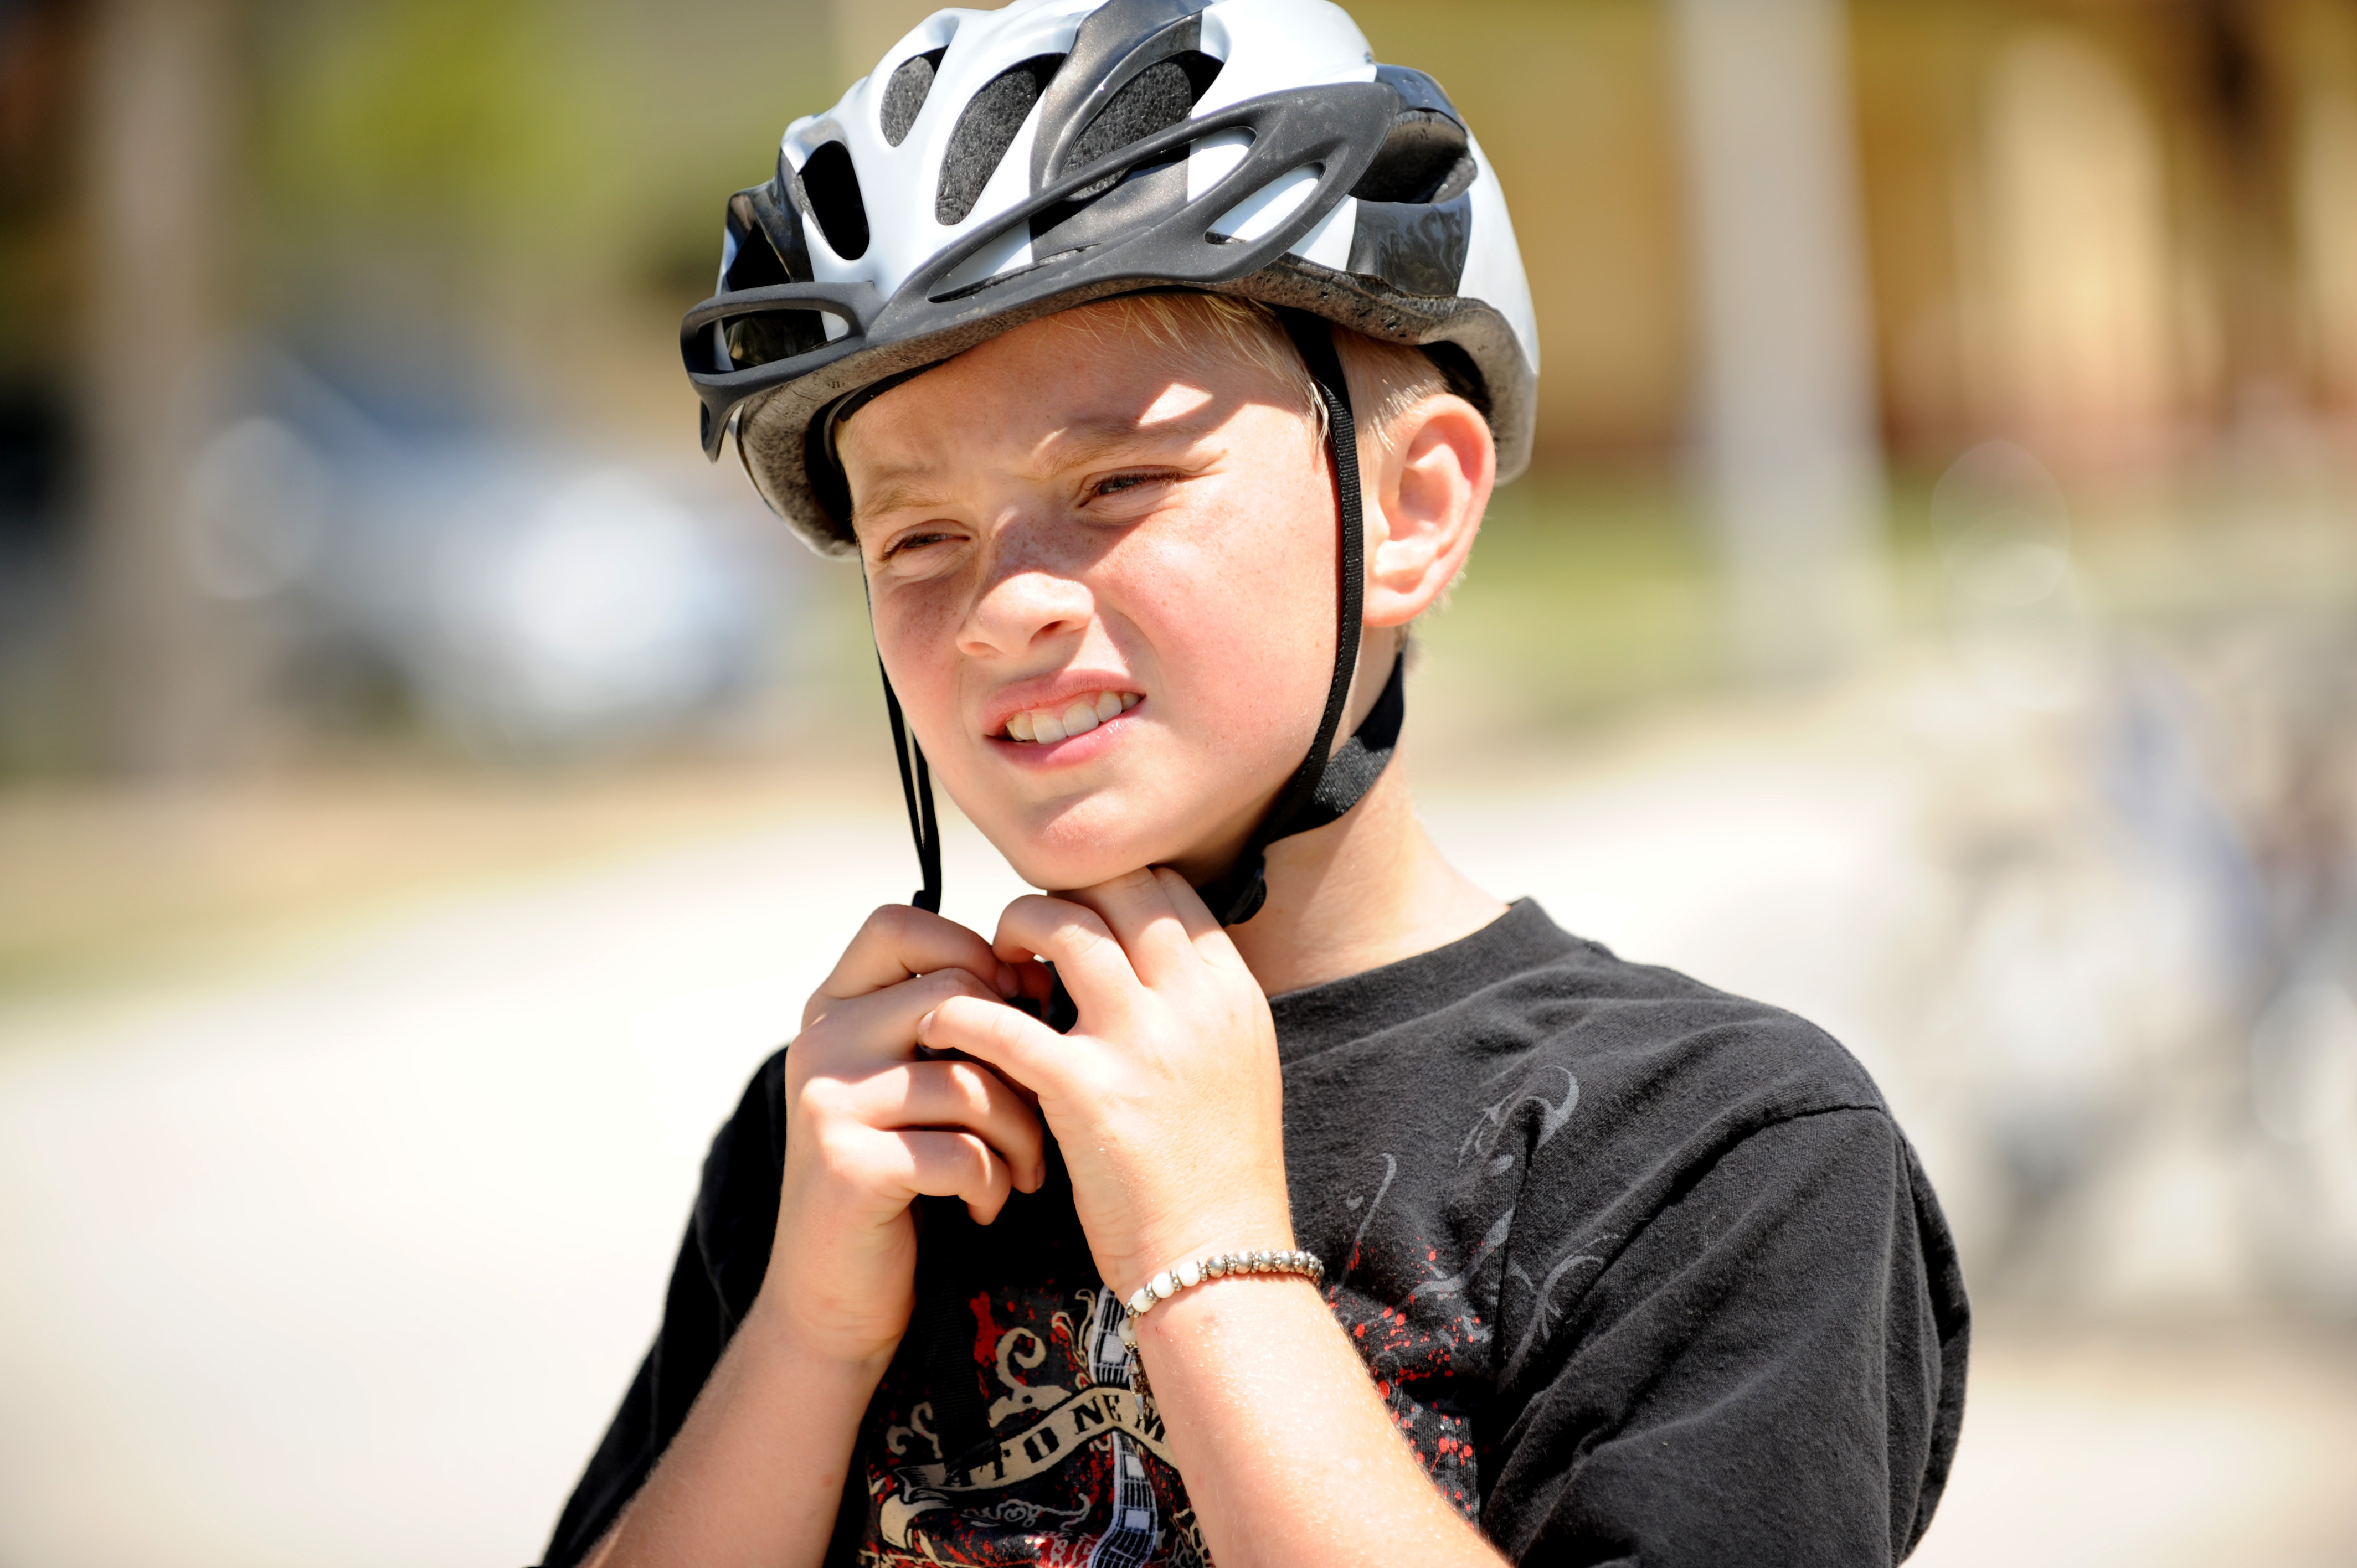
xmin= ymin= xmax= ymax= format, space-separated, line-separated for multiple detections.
xmin=2 ymin=683 xmax=2354 ymax=1565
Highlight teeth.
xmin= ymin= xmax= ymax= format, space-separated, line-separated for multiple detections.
xmin=1000 ymin=690 xmax=1139 ymax=744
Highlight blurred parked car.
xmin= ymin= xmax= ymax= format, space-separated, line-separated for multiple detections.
xmin=186 ymin=352 xmax=797 ymax=753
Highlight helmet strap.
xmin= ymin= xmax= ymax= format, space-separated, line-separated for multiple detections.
xmin=879 ymin=663 xmax=945 ymax=914
xmin=862 ymin=565 xmax=945 ymax=915
xmin=1194 ymin=311 xmax=1402 ymax=926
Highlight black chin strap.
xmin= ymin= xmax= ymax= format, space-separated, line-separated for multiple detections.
xmin=869 ymin=311 xmax=1399 ymax=927
xmin=879 ymin=658 xmax=943 ymax=915
xmin=1193 ymin=311 xmax=1395 ymax=925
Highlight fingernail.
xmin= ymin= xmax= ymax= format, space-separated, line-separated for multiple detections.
xmin=995 ymin=963 xmax=1019 ymax=998
xmin=917 ymin=1009 xmax=937 ymax=1038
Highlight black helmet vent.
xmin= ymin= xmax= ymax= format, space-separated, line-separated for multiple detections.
xmin=712 ymin=184 xmax=825 ymax=375
xmin=723 ymin=189 xmax=795 ymax=292
xmin=1064 ymin=51 xmax=1221 ymax=190
xmin=796 ymin=141 xmax=871 ymax=259
xmin=724 ymin=308 xmax=826 ymax=375
xmin=1350 ymin=109 xmax=1476 ymax=205
xmin=881 ymin=48 xmax=948 ymax=147
xmin=938 ymin=54 xmax=1066 ymax=225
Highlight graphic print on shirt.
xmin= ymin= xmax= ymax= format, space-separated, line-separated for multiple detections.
xmin=1452 ymin=1063 xmax=1613 ymax=1364
xmin=855 ymin=1279 xmax=1210 ymax=1567
xmin=853 ymin=1058 xmax=1596 ymax=1560
xmin=1311 ymin=1061 xmax=1594 ymax=1520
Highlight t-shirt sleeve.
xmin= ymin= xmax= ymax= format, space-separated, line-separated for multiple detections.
xmin=1481 ymin=1107 xmax=1969 ymax=1567
xmin=539 ymin=1050 xmax=790 ymax=1568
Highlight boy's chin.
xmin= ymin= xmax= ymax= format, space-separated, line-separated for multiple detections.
xmin=993 ymin=823 xmax=1205 ymax=899
xmin=1005 ymin=846 xmax=1159 ymax=896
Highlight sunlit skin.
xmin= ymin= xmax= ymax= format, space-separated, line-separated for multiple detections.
xmin=581 ymin=303 xmax=1509 ymax=1568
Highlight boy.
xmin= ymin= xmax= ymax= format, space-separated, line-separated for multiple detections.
xmin=548 ymin=2 xmax=1968 ymax=1564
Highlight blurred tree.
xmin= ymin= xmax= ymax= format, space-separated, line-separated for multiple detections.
xmin=244 ymin=0 xmax=834 ymax=433
xmin=79 ymin=0 xmax=259 ymax=774
xmin=0 ymin=0 xmax=83 ymax=772
xmin=254 ymin=0 xmax=615 ymax=283
xmin=1669 ymin=0 xmax=1887 ymax=677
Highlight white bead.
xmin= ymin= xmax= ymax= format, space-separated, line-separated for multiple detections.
xmin=1128 ymin=1287 xmax=1152 ymax=1316
xmin=1178 ymin=1258 xmax=1203 ymax=1290
xmin=1151 ymin=1270 xmax=1176 ymax=1301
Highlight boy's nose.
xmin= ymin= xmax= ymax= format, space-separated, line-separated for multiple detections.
xmin=958 ymin=567 xmax=1094 ymax=659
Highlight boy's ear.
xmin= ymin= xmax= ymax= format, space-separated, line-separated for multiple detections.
xmin=1361 ymin=395 xmax=1497 ymax=629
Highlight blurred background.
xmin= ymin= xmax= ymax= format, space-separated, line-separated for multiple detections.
xmin=2 ymin=0 xmax=2355 ymax=1562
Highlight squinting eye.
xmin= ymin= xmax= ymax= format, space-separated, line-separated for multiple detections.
xmin=883 ymin=530 xmax=954 ymax=559
xmin=1094 ymin=472 xmax=1164 ymax=497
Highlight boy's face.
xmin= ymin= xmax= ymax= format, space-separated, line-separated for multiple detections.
xmin=840 ymin=305 xmax=1342 ymax=892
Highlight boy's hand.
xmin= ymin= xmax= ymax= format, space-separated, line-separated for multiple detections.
xmin=763 ymin=905 xmax=1049 ymax=1371
xmin=915 ymin=868 xmax=1292 ymax=1298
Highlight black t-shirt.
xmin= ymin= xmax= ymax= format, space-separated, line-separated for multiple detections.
xmin=544 ymin=900 xmax=1969 ymax=1566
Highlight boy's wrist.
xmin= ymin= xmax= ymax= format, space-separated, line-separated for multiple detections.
xmin=1115 ymin=1194 xmax=1299 ymax=1303
xmin=1125 ymin=1265 xmax=1328 ymax=1359
xmin=1121 ymin=1246 xmax=1325 ymax=1324
xmin=741 ymin=1287 xmax=904 ymax=1391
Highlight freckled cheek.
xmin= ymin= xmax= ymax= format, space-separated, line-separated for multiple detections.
xmin=871 ymin=584 xmax=968 ymax=737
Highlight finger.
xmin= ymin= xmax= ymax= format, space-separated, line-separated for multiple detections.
xmin=844 ymin=1061 xmax=1046 ymax=1192
xmin=805 ymin=905 xmax=1020 ymax=1028
xmin=992 ymin=895 xmax=1139 ymax=1022
xmin=1061 ymin=868 xmax=1201 ymax=989
xmin=917 ymin=992 xmax=1083 ymax=1106
xmin=798 ymin=966 xmax=1006 ymax=1067
xmin=1151 ymin=866 xmax=1251 ymax=972
xmin=882 ymin=1128 xmax=1017 ymax=1226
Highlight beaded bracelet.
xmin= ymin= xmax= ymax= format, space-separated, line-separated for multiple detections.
xmin=1118 ymin=1248 xmax=1325 ymax=1352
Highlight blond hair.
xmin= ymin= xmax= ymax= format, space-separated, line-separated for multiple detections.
xmin=1063 ymin=292 xmax=1454 ymax=466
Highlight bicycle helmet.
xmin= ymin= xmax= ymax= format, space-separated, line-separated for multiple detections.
xmin=681 ymin=0 xmax=1538 ymax=922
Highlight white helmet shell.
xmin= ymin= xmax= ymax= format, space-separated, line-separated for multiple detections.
xmin=682 ymin=0 xmax=1540 ymax=554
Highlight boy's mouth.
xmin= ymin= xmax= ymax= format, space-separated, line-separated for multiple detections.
xmin=998 ymin=689 xmax=1141 ymax=745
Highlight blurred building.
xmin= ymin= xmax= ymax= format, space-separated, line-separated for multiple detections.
xmin=1352 ymin=0 xmax=2357 ymax=473
xmin=4 ymin=0 xmax=2354 ymax=770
